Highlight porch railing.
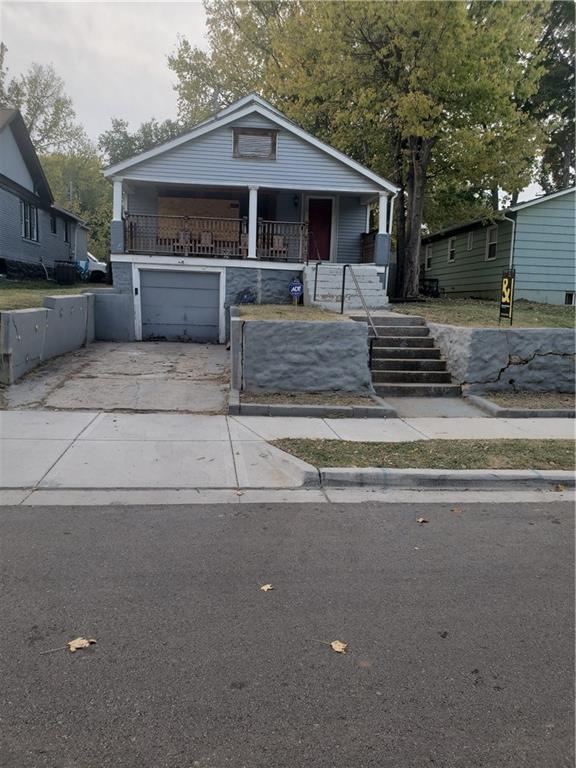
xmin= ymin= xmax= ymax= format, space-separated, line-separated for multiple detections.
xmin=124 ymin=214 xmax=309 ymax=262
xmin=257 ymin=220 xmax=308 ymax=262
xmin=124 ymin=214 xmax=248 ymax=258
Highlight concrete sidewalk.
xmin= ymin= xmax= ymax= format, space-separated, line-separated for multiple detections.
xmin=0 ymin=411 xmax=573 ymax=497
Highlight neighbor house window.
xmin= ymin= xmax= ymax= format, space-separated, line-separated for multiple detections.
xmin=467 ymin=231 xmax=473 ymax=250
xmin=50 ymin=216 xmax=57 ymax=234
xmin=447 ymin=237 xmax=456 ymax=263
xmin=486 ymin=225 xmax=498 ymax=260
xmin=233 ymin=128 xmax=277 ymax=160
xmin=64 ymin=220 xmax=70 ymax=243
xmin=21 ymin=200 xmax=39 ymax=241
xmin=425 ymin=244 xmax=432 ymax=271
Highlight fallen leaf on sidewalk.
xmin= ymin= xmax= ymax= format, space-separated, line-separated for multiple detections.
xmin=451 ymin=506 xmax=463 ymax=515
xmin=416 ymin=517 xmax=428 ymax=525
xmin=67 ymin=637 xmax=97 ymax=653
xmin=260 ymin=583 xmax=274 ymax=592
xmin=330 ymin=640 xmax=348 ymax=654
xmin=554 ymin=484 xmax=566 ymax=492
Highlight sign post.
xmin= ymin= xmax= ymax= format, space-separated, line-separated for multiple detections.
xmin=288 ymin=277 xmax=303 ymax=310
xmin=499 ymin=269 xmax=515 ymax=325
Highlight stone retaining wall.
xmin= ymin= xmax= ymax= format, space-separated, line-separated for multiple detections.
xmin=231 ymin=311 xmax=373 ymax=393
xmin=429 ymin=323 xmax=575 ymax=393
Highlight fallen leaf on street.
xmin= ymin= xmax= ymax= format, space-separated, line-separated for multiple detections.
xmin=260 ymin=583 xmax=274 ymax=592
xmin=451 ymin=506 xmax=463 ymax=514
xmin=554 ymin=484 xmax=566 ymax=492
xmin=67 ymin=637 xmax=97 ymax=653
xmin=416 ymin=517 xmax=428 ymax=525
xmin=330 ymin=640 xmax=348 ymax=654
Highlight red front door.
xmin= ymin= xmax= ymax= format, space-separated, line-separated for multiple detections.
xmin=308 ymin=198 xmax=332 ymax=261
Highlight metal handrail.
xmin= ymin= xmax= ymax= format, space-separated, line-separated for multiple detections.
xmin=340 ymin=264 xmax=380 ymax=340
xmin=313 ymin=261 xmax=323 ymax=301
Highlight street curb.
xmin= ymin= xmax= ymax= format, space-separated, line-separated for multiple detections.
xmin=312 ymin=468 xmax=575 ymax=490
xmin=227 ymin=389 xmax=397 ymax=418
xmin=466 ymin=394 xmax=575 ymax=419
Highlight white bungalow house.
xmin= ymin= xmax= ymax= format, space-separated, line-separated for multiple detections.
xmin=104 ymin=95 xmax=398 ymax=342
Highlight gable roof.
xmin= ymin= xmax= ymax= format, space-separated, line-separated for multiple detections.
xmin=422 ymin=186 xmax=576 ymax=243
xmin=0 ymin=109 xmax=53 ymax=203
xmin=103 ymin=94 xmax=399 ymax=194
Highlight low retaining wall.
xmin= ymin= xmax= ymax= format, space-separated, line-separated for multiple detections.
xmin=0 ymin=294 xmax=95 ymax=384
xmin=231 ymin=311 xmax=373 ymax=393
xmin=429 ymin=323 xmax=575 ymax=393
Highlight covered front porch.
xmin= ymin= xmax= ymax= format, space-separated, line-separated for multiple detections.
xmin=111 ymin=181 xmax=391 ymax=264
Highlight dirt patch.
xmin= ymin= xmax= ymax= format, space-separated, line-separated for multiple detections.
xmin=240 ymin=392 xmax=375 ymax=406
xmin=239 ymin=304 xmax=346 ymax=321
xmin=486 ymin=392 xmax=574 ymax=410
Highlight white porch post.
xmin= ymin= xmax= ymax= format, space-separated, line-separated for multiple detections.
xmin=378 ymin=192 xmax=389 ymax=234
xmin=248 ymin=186 xmax=258 ymax=259
xmin=113 ymin=179 xmax=123 ymax=221
xmin=388 ymin=194 xmax=395 ymax=234
xmin=365 ymin=204 xmax=372 ymax=233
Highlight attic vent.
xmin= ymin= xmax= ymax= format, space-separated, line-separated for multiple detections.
xmin=233 ymin=128 xmax=277 ymax=160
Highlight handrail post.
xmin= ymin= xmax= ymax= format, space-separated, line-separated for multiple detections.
xmin=313 ymin=261 xmax=321 ymax=301
xmin=340 ymin=264 xmax=349 ymax=314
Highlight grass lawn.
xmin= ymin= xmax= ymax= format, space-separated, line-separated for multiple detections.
xmin=391 ymin=297 xmax=574 ymax=328
xmin=273 ymin=438 xmax=575 ymax=470
xmin=0 ymin=281 xmax=87 ymax=311
xmin=239 ymin=304 xmax=346 ymax=321
xmin=240 ymin=391 xmax=375 ymax=406
xmin=485 ymin=392 xmax=575 ymax=410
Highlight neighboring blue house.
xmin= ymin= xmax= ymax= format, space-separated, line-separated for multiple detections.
xmin=0 ymin=109 xmax=88 ymax=279
xmin=421 ymin=187 xmax=576 ymax=305
xmin=104 ymin=94 xmax=398 ymax=342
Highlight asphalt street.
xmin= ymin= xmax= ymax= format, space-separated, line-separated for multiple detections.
xmin=0 ymin=502 xmax=573 ymax=768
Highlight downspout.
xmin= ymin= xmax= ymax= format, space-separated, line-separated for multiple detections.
xmin=387 ymin=192 xmax=398 ymax=234
xmin=502 ymin=212 xmax=516 ymax=270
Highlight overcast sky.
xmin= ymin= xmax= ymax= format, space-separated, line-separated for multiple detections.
xmin=1 ymin=1 xmax=207 ymax=139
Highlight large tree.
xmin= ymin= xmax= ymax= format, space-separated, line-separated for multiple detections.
xmin=98 ymin=117 xmax=182 ymax=166
xmin=0 ymin=44 xmax=86 ymax=153
xmin=169 ymin=1 xmax=545 ymax=298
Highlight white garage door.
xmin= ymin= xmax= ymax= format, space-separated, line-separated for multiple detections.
xmin=140 ymin=270 xmax=220 ymax=342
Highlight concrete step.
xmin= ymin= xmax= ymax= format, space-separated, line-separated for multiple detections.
xmin=372 ymin=336 xmax=436 ymax=348
xmin=371 ymin=358 xmax=447 ymax=371
xmin=350 ymin=314 xmax=426 ymax=326
xmin=372 ymin=370 xmax=453 ymax=384
xmin=373 ymin=383 xmax=462 ymax=398
xmin=371 ymin=326 xmax=429 ymax=337
xmin=371 ymin=347 xmax=442 ymax=359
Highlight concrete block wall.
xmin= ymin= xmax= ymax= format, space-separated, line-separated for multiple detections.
xmin=0 ymin=293 xmax=95 ymax=384
xmin=231 ymin=314 xmax=373 ymax=393
xmin=429 ymin=323 xmax=576 ymax=393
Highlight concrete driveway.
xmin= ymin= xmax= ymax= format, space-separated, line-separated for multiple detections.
xmin=0 ymin=342 xmax=229 ymax=413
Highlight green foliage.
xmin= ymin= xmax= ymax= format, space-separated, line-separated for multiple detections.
xmin=40 ymin=150 xmax=111 ymax=261
xmin=0 ymin=43 xmax=87 ymax=153
xmin=98 ymin=117 xmax=183 ymax=166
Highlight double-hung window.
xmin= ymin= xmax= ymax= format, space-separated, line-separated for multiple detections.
xmin=21 ymin=200 xmax=39 ymax=241
xmin=486 ymin=225 xmax=498 ymax=261
xmin=64 ymin=220 xmax=70 ymax=243
xmin=425 ymin=244 xmax=432 ymax=271
xmin=447 ymin=236 xmax=456 ymax=263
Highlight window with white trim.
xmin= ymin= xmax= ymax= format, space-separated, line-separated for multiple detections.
xmin=486 ymin=225 xmax=497 ymax=261
xmin=233 ymin=128 xmax=277 ymax=160
xmin=425 ymin=244 xmax=432 ymax=271
xmin=565 ymin=292 xmax=575 ymax=306
xmin=467 ymin=231 xmax=473 ymax=250
xmin=447 ymin=236 xmax=456 ymax=263
xmin=21 ymin=200 xmax=39 ymax=241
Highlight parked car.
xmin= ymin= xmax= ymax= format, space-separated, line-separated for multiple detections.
xmin=76 ymin=253 xmax=107 ymax=282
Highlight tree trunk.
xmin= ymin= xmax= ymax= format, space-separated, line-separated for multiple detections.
xmin=402 ymin=137 xmax=434 ymax=299
xmin=510 ymin=190 xmax=519 ymax=206
xmin=391 ymin=132 xmax=406 ymax=300
xmin=491 ymin=187 xmax=499 ymax=211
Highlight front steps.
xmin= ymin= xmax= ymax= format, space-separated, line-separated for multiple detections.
xmin=350 ymin=313 xmax=461 ymax=398
xmin=303 ymin=264 xmax=388 ymax=311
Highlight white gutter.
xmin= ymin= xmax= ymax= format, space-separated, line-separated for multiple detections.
xmin=502 ymin=213 xmax=516 ymax=270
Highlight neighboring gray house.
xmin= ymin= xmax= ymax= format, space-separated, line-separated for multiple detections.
xmin=421 ymin=187 xmax=576 ymax=305
xmin=104 ymin=94 xmax=398 ymax=342
xmin=0 ymin=109 xmax=88 ymax=279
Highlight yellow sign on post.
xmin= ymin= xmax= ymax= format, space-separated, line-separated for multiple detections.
xmin=499 ymin=270 xmax=515 ymax=324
